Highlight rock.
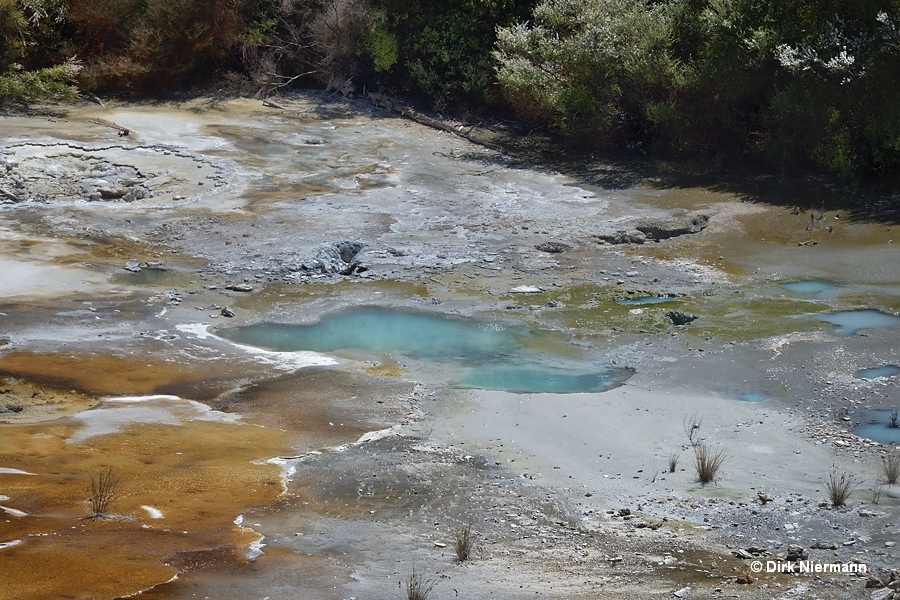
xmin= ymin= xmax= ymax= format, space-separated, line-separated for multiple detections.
xmin=226 ymin=283 xmax=253 ymax=292
xmin=509 ymin=285 xmax=542 ymax=294
xmin=295 ymin=241 xmax=366 ymax=275
xmin=785 ymin=545 xmax=808 ymax=561
xmin=535 ymin=241 xmax=570 ymax=253
xmin=733 ymin=549 xmax=756 ymax=560
xmin=545 ymin=300 xmax=564 ymax=308
xmin=673 ymin=586 xmax=692 ymax=598
xmin=667 ymin=311 xmax=698 ymax=326
xmin=595 ymin=229 xmax=647 ymax=245
xmin=98 ymin=186 xmax=128 ymax=199
xmin=636 ymin=212 xmax=709 ymax=241
xmin=870 ymin=589 xmax=894 ymax=600
xmin=868 ymin=576 xmax=886 ymax=589
xmin=221 ymin=307 xmax=235 ymax=318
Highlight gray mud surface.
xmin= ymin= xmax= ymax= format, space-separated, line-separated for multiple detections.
xmin=1 ymin=94 xmax=899 ymax=599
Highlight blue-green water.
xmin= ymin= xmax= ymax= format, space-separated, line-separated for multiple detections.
xmin=779 ymin=280 xmax=838 ymax=293
xmin=222 ymin=307 xmax=521 ymax=358
xmin=855 ymin=365 xmax=900 ymax=379
xmin=735 ymin=392 xmax=769 ymax=402
xmin=455 ymin=362 xmax=631 ymax=394
xmin=112 ymin=267 xmax=176 ymax=286
xmin=617 ymin=295 xmax=678 ymax=306
xmin=853 ymin=410 xmax=900 ymax=444
xmin=815 ymin=309 xmax=900 ymax=336
xmin=219 ymin=307 xmax=630 ymax=393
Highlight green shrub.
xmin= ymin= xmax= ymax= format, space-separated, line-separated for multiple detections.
xmin=494 ymin=0 xmax=679 ymax=147
xmin=0 ymin=0 xmax=27 ymax=69
xmin=0 ymin=59 xmax=80 ymax=104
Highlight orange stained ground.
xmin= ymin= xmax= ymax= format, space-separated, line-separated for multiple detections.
xmin=0 ymin=408 xmax=291 ymax=600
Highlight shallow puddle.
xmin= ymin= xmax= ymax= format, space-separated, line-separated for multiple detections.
xmin=454 ymin=361 xmax=632 ymax=393
xmin=855 ymin=365 xmax=900 ymax=379
xmin=735 ymin=392 xmax=769 ymax=402
xmin=616 ymin=295 xmax=680 ymax=306
xmin=853 ymin=409 xmax=900 ymax=443
xmin=778 ymin=280 xmax=839 ymax=293
xmin=815 ymin=309 xmax=900 ymax=336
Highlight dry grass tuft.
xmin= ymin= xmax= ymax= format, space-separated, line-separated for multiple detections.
xmin=667 ymin=451 xmax=680 ymax=473
xmin=693 ymin=443 xmax=726 ymax=484
xmin=406 ymin=567 xmax=436 ymax=600
xmin=824 ymin=468 xmax=858 ymax=507
xmin=454 ymin=524 xmax=473 ymax=563
xmin=882 ymin=449 xmax=900 ymax=485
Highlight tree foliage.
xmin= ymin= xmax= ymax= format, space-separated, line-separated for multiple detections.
xmin=495 ymin=0 xmax=678 ymax=147
xmin=2 ymin=0 xmax=899 ymax=179
xmin=494 ymin=0 xmax=900 ymax=177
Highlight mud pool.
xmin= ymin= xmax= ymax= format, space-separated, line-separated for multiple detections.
xmin=1 ymin=94 xmax=900 ymax=600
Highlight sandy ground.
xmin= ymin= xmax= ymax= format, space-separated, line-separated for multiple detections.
xmin=0 ymin=94 xmax=898 ymax=599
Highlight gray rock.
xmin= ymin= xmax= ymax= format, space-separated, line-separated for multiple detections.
xmin=226 ymin=283 xmax=254 ymax=292
xmin=99 ymin=187 xmax=128 ymax=199
xmin=785 ymin=544 xmax=808 ymax=561
xmin=595 ymin=229 xmax=646 ymax=245
xmin=535 ymin=241 xmax=570 ymax=253
xmin=667 ymin=311 xmax=698 ymax=326
xmin=221 ymin=307 xmax=235 ymax=318
xmin=637 ymin=212 xmax=710 ymax=241
xmin=296 ymin=241 xmax=366 ymax=275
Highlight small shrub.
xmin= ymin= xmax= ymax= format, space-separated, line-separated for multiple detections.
xmin=882 ymin=449 xmax=900 ymax=485
xmin=824 ymin=468 xmax=858 ymax=507
xmin=889 ymin=408 xmax=899 ymax=428
xmin=683 ymin=413 xmax=702 ymax=447
xmin=88 ymin=466 xmax=122 ymax=518
xmin=693 ymin=443 xmax=726 ymax=484
xmin=454 ymin=524 xmax=472 ymax=563
xmin=0 ymin=59 xmax=80 ymax=104
xmin=405 ymin=567 xmax=436 ymax=600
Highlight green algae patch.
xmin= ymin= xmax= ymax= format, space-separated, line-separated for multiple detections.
xmin=833 ymin=291 xmax=900 ymax=313
xmin=494 ymin=283 xmax=838 ymax=343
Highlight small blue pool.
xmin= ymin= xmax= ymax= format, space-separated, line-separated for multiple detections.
xmin=779 ymin=280 xmax=838 ymax=294
xmin=855 ymin=365 xmax=900 ymax=380
xmin=735 ymin=392 xmax=769 ymax=402
xmin=853 ymin=410 xmax=900 ymax=444
xmin=219 ymin=307 xmax=632 ymax=394
xmin=816 ymin=309 xmax=900 ymax=336
xmin=617 ymin=295 xmax=679 ymax=306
